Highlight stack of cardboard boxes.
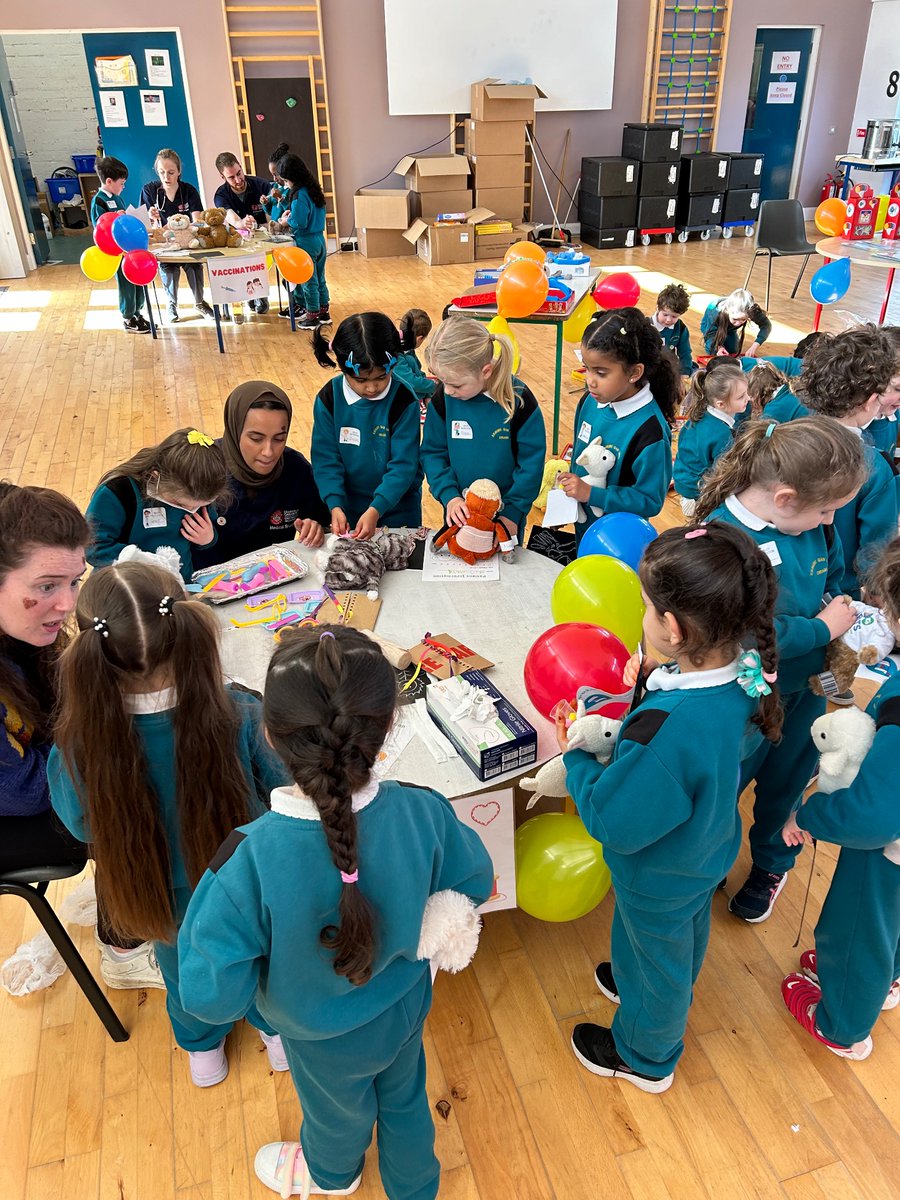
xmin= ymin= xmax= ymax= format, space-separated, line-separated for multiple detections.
xmin=353 ymin=188 xmax=417 ymax=260
xmin=466 ymin=79 xmax=544 ymax=223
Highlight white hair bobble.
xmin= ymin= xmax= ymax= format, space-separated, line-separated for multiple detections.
xmin=92 ymin=617 xmax=109 ymax=638
xmin=158 ymin=596 xmax=173 ymax=617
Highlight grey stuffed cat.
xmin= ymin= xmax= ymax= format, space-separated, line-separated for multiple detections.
xmin=316 ymin=530 xmax=416 ymax=598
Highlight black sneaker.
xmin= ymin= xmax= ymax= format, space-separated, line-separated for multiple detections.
xmin=829 ymin=689 xmax=857 ymax=707
xmin=279 ymin=307 xmax=307 ymax=321
xmin=167 ymin=302 xmax=179 ymax=323
xmin=196 ymin=301 xmax=215 ymax=320
xmin=728 ymin=865 xmax=787 ymax=923
xmin=254 ymin=298 xmax=269 ymax=315
xmin=594 ymin=961 xmax=620 ymax=1004
xmin=123 ymin=316 xmax=150 ymax=334
xmin=317 ymin=307 xmax=333 ymax=326
xmin=571 ymin=1024 xmax=673 ymax=1094
xmin=134 ymin=314 xmax=152 ymax=333
xmin=296 ymin=311 xmax=321 ymax=329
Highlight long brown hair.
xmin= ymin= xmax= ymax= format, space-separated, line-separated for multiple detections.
xmin=54 ymin=562 xmax=255 ymax=942
xmin=98 ymin=427 xmax=228 ymax=506
xmin=868 ymin=536 xmax=900 ymax=626
xmin=0 ymin=482 xmax=89 ymax=738
xmin=263 ymin=626 xmax=397 ymax=986
xmin=695 ymin=416 xmax=866 ymax=523
xmin=747 ymin=361 xmax=789 ymax=415
xmin=685 ymin=362 xmax=744 ymax=423
xmin=641 ymin=522 xmax=783 ymax=740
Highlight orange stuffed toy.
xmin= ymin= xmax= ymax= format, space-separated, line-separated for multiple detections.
xmin=433 ymin=479 xmax=515 ymax=565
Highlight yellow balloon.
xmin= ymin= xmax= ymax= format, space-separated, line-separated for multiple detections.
xmin=875 ymin=193 xmax=890 ymax=234
xmin=562 ymin=294 xmax=598 ymax=343
xmin=550 ymin=554 xmax=645 ymax=650
xmin=487 ymin=314 xmax=521 ymax=373
xmin=80 ymin=245 xmax=122 ymax=282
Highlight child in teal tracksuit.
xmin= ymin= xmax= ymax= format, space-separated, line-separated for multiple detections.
xmin=85 ymin=428 xmax=227 ymax=582
xmin=563 ymin=522 xmax=783 ymax=1090
xmin=90 ymin=155 xmax=149 ymax=334
xmin=395 ymin=308 xmax=437 ymax=405
xmin=651 ymin=282 xmax=694 ymax=377
xmin=422 ymin=315 xmax=546 ymax=542
xmin=557 ymin=308 xmax=677 ymax=541
xmin=781 ymin=536 xmax=900 ymax=1060
xmin=697 ymin=417 xmax=867 ymax=923
xmin=673 ymin=362 xmax=748 ymax=515
xmin=277 ymin=152 xmax=329 ymax=328
xmin=701 ymin=288 xmax=771 ymax=357
xmin=799 ymin=325 xmax=899 ymax=600
xmin=48 ymin=562 xmax=291 ymax=1088
xmin=178 ymin=626 xmax=493 ymax=1199
xmin=311 ymin=312 xmax=422 ymax=539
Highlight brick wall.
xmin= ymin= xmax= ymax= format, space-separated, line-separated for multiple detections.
xmin=3 ymin=33 xmax=98 ymax=187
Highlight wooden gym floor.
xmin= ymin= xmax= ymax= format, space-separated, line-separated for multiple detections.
xmin=1 ymin=232 xmax=898 ymax=1200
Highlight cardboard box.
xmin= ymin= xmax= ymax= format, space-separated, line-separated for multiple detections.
xmin=475 ymin=229 xmax=521 ymax=259
xmin=425 ymin=670 xmax=537 ymax=782
xmin=471 ymin=78 xmax=546 ymax=122
xmin=403 ymin=219 xmax=475 ymax=266
xmin=464 ymin=119 xmax=526 ymax=157
xmin=395 ymin=153 xmax=470 ymax=193
xmin=472 ymin=186 xmax=525 ymax=219
xmin=469 ymin=154 xmax=525 ymax=190
xmin=417 ymin=189 xmax=474 ymax=219
xmin=358 ymin=227 xmax=416 ymax=258
xmin=353 ymin=188 xmax=414 ymax=230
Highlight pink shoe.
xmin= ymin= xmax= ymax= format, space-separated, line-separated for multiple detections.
xmin=253 ymin=1142 xmax=361 ymax=1196
xmin=259 ymin=1030 xmax=290 ymax=1071
xmin=800 ymin=949 xmax=899 ymax=1010
xmin=782 ymin=974 xmax=873 ymax=1060
xmin=188 ymin=1039 xmax=228 ymax=1087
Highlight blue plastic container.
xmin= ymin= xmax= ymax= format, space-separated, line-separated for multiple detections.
xmin=45 ymin=177 xmax=81 ymax=204
xmin=72 ymin=154 xmax=96 ymax=174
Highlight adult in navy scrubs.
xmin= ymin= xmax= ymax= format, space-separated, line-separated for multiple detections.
xmin=192 ymin=382 xmax=329 ymax=569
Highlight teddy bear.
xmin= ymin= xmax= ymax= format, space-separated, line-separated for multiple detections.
xmin=433 ymin=479 xmax=516 ymax=565
xmin=315 ymin=529 xmax=416 ymax=599
xmin=809 ymin=602 xmax=896 ymax=698
xmin=810 ymin=707 xmax=876 ymax=793
xmin=191 ymin=207 xmax=243 ymax=250
xmin=148 ymin=227 xmax=167 ymax=246
xmin=575 ymin=437 xmax=617 ymax=523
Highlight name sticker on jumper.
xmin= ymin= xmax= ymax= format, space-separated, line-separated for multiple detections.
xmin=451 ymin=421 xmax=473 ymax=440
xmin=759 ymin=540 xmax=783 ymax=567
xmin=578 ymin=420 xmax=592 ymax=444
xmin=142 ymin=506 xmax=168 ymax=529
xmin=339 ymin=426 xmax=361 ymax=446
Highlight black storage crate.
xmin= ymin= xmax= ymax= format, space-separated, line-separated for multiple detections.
xmin=680 ymin=153 xmax=731 ymax=195
xmin=580 ymin=225 xmax=637 ymax=250
xmin=578 ymin=192 xmax=638 ymax=229
xmin=581 ymin=156 xmax=639 ymax=197
xmin=723 ymin=152 xmax=764 ymax=190
xmin=622 ymin=122 xmax=682 ymax=163
xmin=636 ymin=194 xmax=678 ymax=228
xmin=676 ymin=192 xmax=724 ymax=227
xmin=722 ymin=188 xmax=761 ymax=224
xmin=639 ymin=160 xmax=681 ymax=195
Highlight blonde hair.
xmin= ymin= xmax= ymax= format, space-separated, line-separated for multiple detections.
xmin=695 ymin=416 xmax=866 ymax=522
xmin=154 ymin=148 xmax=182 ymax=176
xmin=686 ymin=363 xmax=744 ymax=423
xmin=747 ymin=362 xmax=789 ymax=415
xmin=720 ymin=288 xmax=754 ymax=321
xmin=426 ymin=316 xmax=517 ymax=418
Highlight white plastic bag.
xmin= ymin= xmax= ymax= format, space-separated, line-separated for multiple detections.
xmin=0 ymin=931 xmax=66 ymax=995
xmin=60 ymin=876 xmax=97 ymax=926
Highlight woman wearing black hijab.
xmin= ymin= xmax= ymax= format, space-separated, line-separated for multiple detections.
xmin=192 ymin=381 xmax=329 ymax=568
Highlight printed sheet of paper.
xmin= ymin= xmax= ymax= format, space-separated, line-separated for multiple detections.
xmin=99 ymin=90 xmax=128 ymax=128
xmin=422 ymin=537 xmax=500 ymax=583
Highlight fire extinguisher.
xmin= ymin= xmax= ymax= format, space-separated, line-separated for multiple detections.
xmin=820 ymin=170 xmax=845 ymax=203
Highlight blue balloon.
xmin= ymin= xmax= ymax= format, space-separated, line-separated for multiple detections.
xmin=577 ymin=511 xmax=657 ymax=571
xmin=809 ymin=257 xmax=851 ymax=305
xmin=111 ymin=214 xmax=149 ymax=254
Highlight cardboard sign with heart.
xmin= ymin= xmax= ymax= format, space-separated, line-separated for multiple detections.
xmin=450 ymin=789 xmax=515 ymax=911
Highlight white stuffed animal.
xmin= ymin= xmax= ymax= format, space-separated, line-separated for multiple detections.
xmin=810 ymin=707 xmax=876 ymax=794
xmin=115 ymin=543 xmax=183 ymax=580
xmin=575 ymin=437 xmax=617 ymax=523
xmin=417 ymin=890 xmax=482 ymax=973
xmin=520 ymin=714 xmax=622 ymax=808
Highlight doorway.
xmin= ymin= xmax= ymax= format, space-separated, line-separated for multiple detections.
xmin=0 ymin=39 xmax=49 ymax=266
xmin=741 ymin=27 xmax=819 ymax=200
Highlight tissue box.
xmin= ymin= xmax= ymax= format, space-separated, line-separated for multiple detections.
xmin=425 ymin=670 xmax=537 ymax=781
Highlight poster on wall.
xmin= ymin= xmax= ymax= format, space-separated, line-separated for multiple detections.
xmin=450 ymin=788 xmax=516 ymax=912
xmin=766 ymin=81 xmax=797 ymax=104
xmin=145 ymin=49 xmax=173 ymax=88
xmin=99 ymin=91 xmax=128 ymax=129
xmin=770 ymin=51 xmax=800 ymax=74
xmin=94 ymin=55 xmax=138 ymax=87
xmin=207 ymin=255 xmax=269 ymax=305
xmin=140 ymin=90 xmax=168 ymax=127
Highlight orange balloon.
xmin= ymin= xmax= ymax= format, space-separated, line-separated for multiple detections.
xmin=273 ymin=244 xmax=313 ymax=284
xmin=503 ymin=240 xmax=546 ymax=266
xmin=815 ymin=198 xmax=847 ymax=237
xmin=497 ymin=258 xmax=549 ymax=318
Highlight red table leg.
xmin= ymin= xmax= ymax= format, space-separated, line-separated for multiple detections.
xmin=879 ymin=268 xmax=896 ymax=325
xmin=812 ymin=256 xmax=830 ymax=332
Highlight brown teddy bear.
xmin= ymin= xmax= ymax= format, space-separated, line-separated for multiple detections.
xmin=191 ymin=208 xmax=243 ymax=250
xmin=809 ymin=600 xmax=896 ymax=697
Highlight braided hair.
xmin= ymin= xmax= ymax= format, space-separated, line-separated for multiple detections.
xmin=639 ymin=521 xmax=783 ymax=740
xmin=263 ymin=625 xmax=397 ymax=985
xmin=582 ymin=306 xmax=680 ymax=425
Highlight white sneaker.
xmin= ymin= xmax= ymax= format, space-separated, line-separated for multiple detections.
xmin=188 ymin=1039 xmax=229 ymax=1088
xmin=882 ymin=979 xmax=900 ymax=1011
xmin=254 ymin=1142 xmax=361 ymax=1196
xmin=259 ymin=1030 xmax=290 ymax=1071
xmin=98 ymin=939 xmax=165 ymax=990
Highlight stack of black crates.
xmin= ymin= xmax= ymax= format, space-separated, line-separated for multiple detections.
xmin=720 ymin=152 xmax=764 ymax=236
xmin=577 ymin=156 xmax=639 ymax=250
xmin=626 ymin=123 xmax=683 ymax=245
xmin=676 ymin=152 xmax=730 ymax=238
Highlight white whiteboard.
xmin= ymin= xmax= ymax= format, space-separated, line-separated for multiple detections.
xmin=383 ymin=0 xmax=618 ymax=115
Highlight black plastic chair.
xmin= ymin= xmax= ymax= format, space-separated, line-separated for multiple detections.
xmin=743 ymin=199 xmax=818 ymax=308
xmin=0 ymin=863 xmax=129 ymax=1042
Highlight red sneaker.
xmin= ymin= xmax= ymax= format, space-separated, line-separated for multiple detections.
xmin=781 ymin=974 xmax=872 ymax=1060
xmin=799 ymin=949 xmax=899 ymax=1010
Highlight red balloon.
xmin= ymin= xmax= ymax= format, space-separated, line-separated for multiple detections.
xmin=592 ymin=271 xmax=641 ymax=310
xmin=94 ymin=211 xmax=121 ymax=256
xmin=523 ymin=622 xmax=632 ymax=722
xmin=121 ymin=249 xmax=158 ymax=286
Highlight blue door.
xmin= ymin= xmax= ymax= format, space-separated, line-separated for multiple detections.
xmin=0 ymin=40 xmax=49 ymax=264
xmin=741 ymin=28 xmax=815 ymax=200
